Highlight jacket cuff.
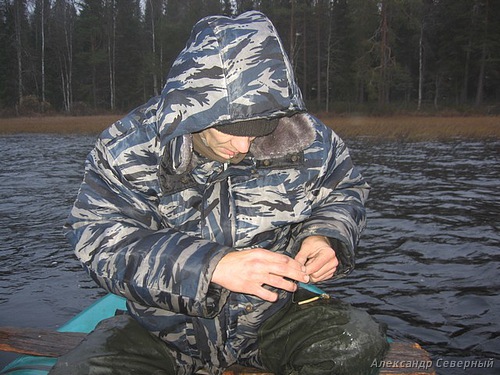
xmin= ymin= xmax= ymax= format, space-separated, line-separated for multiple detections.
xmin=327 ymin=237 xmax=355 ymax=279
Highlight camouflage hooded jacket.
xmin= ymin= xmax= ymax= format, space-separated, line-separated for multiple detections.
xmin=65 ymin=11 xmax=370 ymax=374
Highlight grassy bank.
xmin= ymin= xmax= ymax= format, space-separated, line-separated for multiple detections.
xmin=0 ymin=114 xmax=498 ymax=140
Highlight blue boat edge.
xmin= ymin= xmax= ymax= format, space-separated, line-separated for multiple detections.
xmin=1 ymin=294 xmax=127 ymax=375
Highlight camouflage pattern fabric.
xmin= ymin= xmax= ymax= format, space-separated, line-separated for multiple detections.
xmin=65 ymin=11 xmax=371 ymax=374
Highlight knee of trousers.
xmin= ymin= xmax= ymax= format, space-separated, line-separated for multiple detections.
xmin=258 ymin=298 xmax=389 ymax=375
xmin=49 ymin=315 xmax=178 ymax=375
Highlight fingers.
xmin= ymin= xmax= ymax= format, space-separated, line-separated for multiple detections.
xmin=252 ymin=286 xmax=279 ymax=302
xmin=213 ymin=237 xmax=341 ymax=301
xmin=305 ymin=251 xmax=339 ymax=282
xmin=305 ymin=250 xmax=338 ymax=274
xmin=250 ymin=274 xmax=298 ymax=302
xmin=265 ymin=273 xmax=299 ymax=293
xmin=212 ymin=248 xmax=309 ymax=301
xmin=265 ymin=256 xmax=310 ymax=284
xmin=295 ymin=236 xmax=331 ymax=267
xmin=308 ymin=262 xmax=337 ymax=282
xmin=294 ymin=251 xmax=309 ymax=267
xmin=295 ymin=236 xmax=339 ymax=283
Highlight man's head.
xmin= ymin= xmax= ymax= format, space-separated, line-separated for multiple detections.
xmin=199 ymin=118 xmax=279 ymax=161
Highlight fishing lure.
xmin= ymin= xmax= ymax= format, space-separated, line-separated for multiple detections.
xmin=295 ymin=282 xmax=330 ymax=305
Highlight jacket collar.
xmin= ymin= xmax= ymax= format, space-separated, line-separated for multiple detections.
xmin=251 ymin=113 xmax=315 ymax=160
xmin=162 ymin=113 xmax=315 ymax=175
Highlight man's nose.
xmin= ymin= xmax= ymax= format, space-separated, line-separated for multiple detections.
xmin=231 ymin=136 xmax=253 ymax=153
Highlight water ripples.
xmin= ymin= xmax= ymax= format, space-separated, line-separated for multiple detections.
xmin=0 ymin=134 xmax=499 ymax=373
xmin=326 ymin=138 xmax=500 ymax=374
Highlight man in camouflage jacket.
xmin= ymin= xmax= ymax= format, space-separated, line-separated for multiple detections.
xmin=61 ymin=10 xmax=387 ymax=375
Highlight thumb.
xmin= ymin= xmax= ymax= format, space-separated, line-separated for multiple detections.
xmin=294 ymin=248 xmax=310 ymax=266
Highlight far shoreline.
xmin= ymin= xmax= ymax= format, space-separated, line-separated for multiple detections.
xmin=0 ymin=114 xmax=498 ymax=141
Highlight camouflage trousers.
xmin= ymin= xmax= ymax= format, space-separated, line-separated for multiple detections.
xmin=49 ymin=297 xmax=388 ymax=375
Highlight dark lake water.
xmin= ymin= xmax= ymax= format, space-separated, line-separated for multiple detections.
xmin=0 ymin=133 xmax=498 ymax=374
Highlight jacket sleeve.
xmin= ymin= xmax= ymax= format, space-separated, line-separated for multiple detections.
xmin=65 ymin=133 xmax=232 ymax=318
xmin=293 ymin=123 xmax=370 ymax=278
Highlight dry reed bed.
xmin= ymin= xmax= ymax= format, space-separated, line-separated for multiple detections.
xmin=0 ymin=115 xmax=498 ymax=140
xmin=323 ymin=115 xmax=500 ymax=140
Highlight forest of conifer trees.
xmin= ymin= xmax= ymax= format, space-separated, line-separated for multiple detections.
xmin=1 ymin=0 xmax=499 ymax=116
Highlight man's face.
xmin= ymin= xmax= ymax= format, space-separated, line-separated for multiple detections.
xmin=200 ymin=127 xmax=256 ymax=160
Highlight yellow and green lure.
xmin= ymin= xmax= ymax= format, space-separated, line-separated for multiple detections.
xmin=296 ymin=282 xmax=330 ymax=305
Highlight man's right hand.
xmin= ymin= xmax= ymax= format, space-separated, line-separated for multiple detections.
xmin=211 ymin=248 xmax=310 ymax=302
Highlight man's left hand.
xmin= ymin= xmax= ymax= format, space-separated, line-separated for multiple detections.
xmin=295 ymin=236 xmax=338 ymax=283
